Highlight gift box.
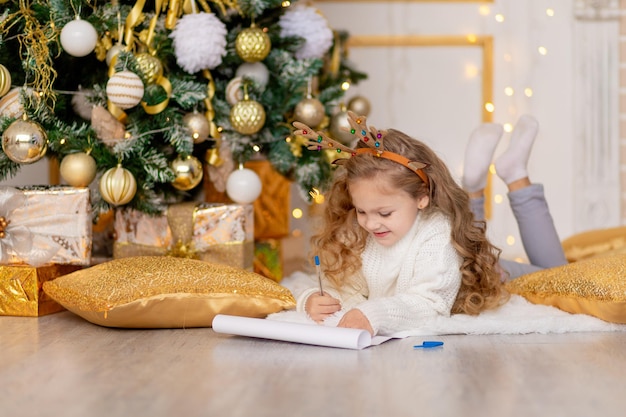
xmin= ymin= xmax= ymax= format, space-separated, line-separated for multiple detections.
xmin=0 ymin=186 xmax=92 ymax=266
xmin=254 ymin=239 xmax=283 ymax=282
xmin=113 ymin=202 xmax=254 ymax=270
xmin=0 ymin=264 xmax=83 ymax=316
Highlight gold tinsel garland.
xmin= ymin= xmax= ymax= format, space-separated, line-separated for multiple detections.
xmin=0 ymin=0 xmax=57 ymax=108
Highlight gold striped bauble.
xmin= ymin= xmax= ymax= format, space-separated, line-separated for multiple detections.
xmin=106 ymin=70 xmax=144 ymax=110
xmin=235 ymin=26 xmax=271 ymax=63
xmin=0 ymin=87 xmax=24 ymax=119
xmin=99 ymin=164 xmax=137 ymax=206
xmin=0 ymin=64 xmax=11 ymax=97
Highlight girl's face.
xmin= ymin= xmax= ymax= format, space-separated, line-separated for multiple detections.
xmin=349 ymin=175 xmax=429 ymax=247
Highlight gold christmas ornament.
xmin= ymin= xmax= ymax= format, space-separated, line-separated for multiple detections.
xmin=106 ymin=70 xmax=144 ymax=110
xmin=347 ymin=95 xmax=371 ymax=117
xmin=183 ymin=111 xmax=210 ymax=144
xmin=135 ymin=52 xmax=164 ymax=85
xmin=0 ymin=64 xmax=11 ymax=97
xmin=294 ymin=97 xmax=325 ymax=128
xmin=99 ymin=165 xmax=137 ymax=206
xmin=230 ymin=96 xmax=266 ymax=135
xmin=235 ymin=25 xmax=271 ymax=63
xmin=1 ymin=118 xmax=48 ymax=164
xmin=171 ymin=155 xmax=203 ymax=191
xmin=60 ymin=152 xmax=97 ymax=187
xmin=329 ymin=108 xmax=355 ymax=145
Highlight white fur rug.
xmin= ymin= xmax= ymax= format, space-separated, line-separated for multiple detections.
xmin=273 ymin=271 xmax=626 ymax=336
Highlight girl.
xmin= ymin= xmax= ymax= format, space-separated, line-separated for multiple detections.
xmin=462 ymin=115 xmax=568 ymax=279
xmin=293 ymin=112 xmax=507 ymax=336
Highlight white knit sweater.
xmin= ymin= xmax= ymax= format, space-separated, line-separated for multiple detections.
xmin=296 ymin=211 xmax=463 ymax=336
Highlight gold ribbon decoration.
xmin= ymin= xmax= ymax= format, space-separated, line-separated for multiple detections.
xmin=164 ymin=202 xmax=198 ymax=258
xmin=124 ymin=0 xmax=147 ymax=51
xmin=140 ymin=75 xmax=172 ymax=114
xmin=202 ymin=69 xmax=223 ymax=166
xmin=138 ymin=0 xmax=172 ymax=114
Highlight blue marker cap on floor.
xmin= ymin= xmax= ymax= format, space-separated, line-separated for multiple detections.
xmin=413 ymin=341 xmax=444 ymax=349
xmin=314 ymin=255 xmax=320 ymax=266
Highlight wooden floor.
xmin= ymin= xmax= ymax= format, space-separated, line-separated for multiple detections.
xmin=1 ymin=311 xmax=625 ymax=417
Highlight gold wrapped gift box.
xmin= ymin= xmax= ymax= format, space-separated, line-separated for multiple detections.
xmin=0 ymin=264 xmax=82 ymax=316
xmin=1 ymin=186 xmax=92 ymax=266
xmin=113 ymin=202 xmax=254 ymax=270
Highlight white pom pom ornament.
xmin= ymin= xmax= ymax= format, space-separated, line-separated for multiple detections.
xmin=106 ymin=71 xmax=144 ymax=110
xmin=278 ymin=6 xmax=333 ymax=60
xmin=170 ymin=12 xmax=227 ymax=74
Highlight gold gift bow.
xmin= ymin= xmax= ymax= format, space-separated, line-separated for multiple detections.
xmin=113 ymin=203 xmax=253 ymax=268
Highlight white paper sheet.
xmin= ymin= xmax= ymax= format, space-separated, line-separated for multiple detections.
xmin=212 ymin=314 xmax=392 ymax=350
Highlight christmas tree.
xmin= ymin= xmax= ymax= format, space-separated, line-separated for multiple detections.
xmin=0 ymin=0 xmax=366 ymax=218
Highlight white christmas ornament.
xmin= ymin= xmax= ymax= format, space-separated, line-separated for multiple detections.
xmin=60 ymin=17 xmax=98 ymax=57
xmin=170 ymin=12 xmax=227 ymax=74
xmin=225 ymin=77 xmax=244 ymax=106
xmin=106 ymin=71 xmax=144 ymax=109
xmin=226 ymin=168 xmax=262 ymax=204
xmin=278 ymin=6 xmax=333 ymax=60
xmin=235 ymin=62 xmax=269 ymax=90
xmin=106 ymin=43 xmax=126 ymax=66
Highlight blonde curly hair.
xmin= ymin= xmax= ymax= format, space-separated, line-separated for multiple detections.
xmin=311 ymin=128 xmax=509 ymax=315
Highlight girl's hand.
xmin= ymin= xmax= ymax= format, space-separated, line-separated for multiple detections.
xmin=305 ymin=292 xmax=341 ymax=323
xmin=337 ymin=309 xmax=374 ymax=335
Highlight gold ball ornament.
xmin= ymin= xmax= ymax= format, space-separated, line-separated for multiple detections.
xmin=60 ymin=152 xmax=97 ymax=187
xmin=0 ymin=88 xmax=25 ymax=119
xmin=347 ymin=95 xmax=371 ymax=117
xmin=1 ymin=118 xmax=48 ymax=164
xmin=230 ymin=96 xmax=266 ymax=135
xmin=99 ymin=165 xmax=137 ymax=206
xmin=0 ymin=64 xmax=11 ymax=97
xmin=329 ymin=109 xmax=356 ymax=145
xmin=294 ymin=97 xmax=325 ymax=128
xmin=235 ymin=26 xmax=271 ymax=63
xmin=106 ymin=70 xmax=144 ymax=110
xmin=183 ymin=111 xmax=210 ymax=144
xmin=135 ymin=53 xmax=163 ymax=85
xmin=171 ymin=155 xmax=203 ymax=191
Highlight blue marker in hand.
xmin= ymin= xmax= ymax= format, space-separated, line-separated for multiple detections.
xmin=315 ymin=255 xmax=323 ymax=295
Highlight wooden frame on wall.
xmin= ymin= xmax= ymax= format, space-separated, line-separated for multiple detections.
xmin=345 ymin=34 xmax=495 ymax=215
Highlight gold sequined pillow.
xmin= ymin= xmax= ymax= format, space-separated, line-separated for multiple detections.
xmin=505 ymin=254 xmax=626 ymax=324
xmin=561 ymin=226 xmax=626 ymax=262
xmin=43 ymin=256 xmax=296 ymax=328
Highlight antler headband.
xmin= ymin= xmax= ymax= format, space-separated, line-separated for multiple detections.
xmin=293 ymin=111 xmax=430 ymax=188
